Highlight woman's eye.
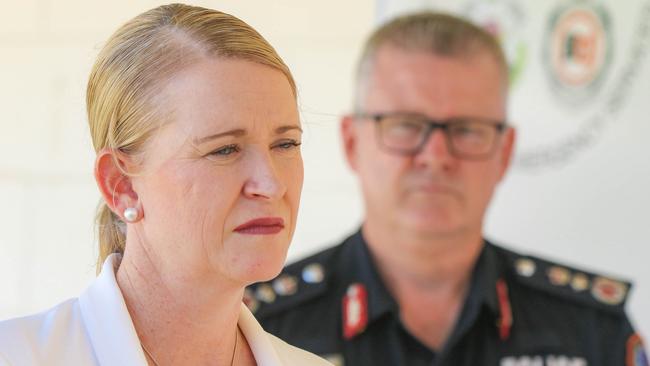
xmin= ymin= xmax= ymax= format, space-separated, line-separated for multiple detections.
xmin=274 ymin=140 xmax=302 ymax=150
xmin=209 ymin=144 xmax=240 ymax=157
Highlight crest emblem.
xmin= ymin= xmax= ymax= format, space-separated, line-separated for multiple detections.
xmin=544 ymin=0 xmax=612 ymax=105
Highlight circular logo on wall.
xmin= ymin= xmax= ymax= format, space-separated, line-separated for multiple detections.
xmin=543 ymin=0 xmax=612 ymax=106
xmin=516 ymin=0 xmax=650 ymax=169
xmin=464 ymin=0 xmax=528 ymax=87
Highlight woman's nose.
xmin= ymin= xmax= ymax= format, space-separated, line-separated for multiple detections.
xmin=242 ymin=151 xmax=286 ymax=200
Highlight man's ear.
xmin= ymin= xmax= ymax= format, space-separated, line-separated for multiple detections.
xmin=341 ymin=115 xmax=360 ymax=173
xmin=497 ymin=127 xmax=516 ymax=181
xmin=94 ymin=148 xmax=140 ymax=220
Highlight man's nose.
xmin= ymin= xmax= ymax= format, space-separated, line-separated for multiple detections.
xmin=417 ymin=128 xmax=453 ymax=160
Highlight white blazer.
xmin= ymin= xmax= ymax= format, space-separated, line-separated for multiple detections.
xmin=0 ymin=254 xmax=331 ymax=366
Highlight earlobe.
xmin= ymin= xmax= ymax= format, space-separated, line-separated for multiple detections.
xmin=94 ymin=149 xmax=141 ymax=220
xmin=341 ymin=115 xmax=359 ymax=172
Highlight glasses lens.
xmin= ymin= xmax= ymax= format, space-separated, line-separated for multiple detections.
xmin=448 ymin=120 xmax=498 ymax=156
xmin=379 ymin=115 xmax=428 ymax=152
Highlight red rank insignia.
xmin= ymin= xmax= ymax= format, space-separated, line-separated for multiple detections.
xmin=342 ymin=283 xmax=368 ymax=340
xmin=496 ymin=278 xmax=512 ymax=341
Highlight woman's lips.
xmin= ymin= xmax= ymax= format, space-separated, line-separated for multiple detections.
xmin=234 ymin=217 xmax=285 ymax=235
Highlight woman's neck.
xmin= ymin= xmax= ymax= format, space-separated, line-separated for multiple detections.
xmin=115 ymin=242 xmax=245 ymax=365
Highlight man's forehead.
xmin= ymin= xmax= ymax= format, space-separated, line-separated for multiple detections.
xmin=371 ymin=44 xmax=504 ymax=79
xmin=362 ymin=46 xmax=507 ymax=118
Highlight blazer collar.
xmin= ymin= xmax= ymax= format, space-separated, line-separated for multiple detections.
xmin=78 ymin=254 xmax=286 ymax=365
xmin=78 ymin=254 xmax=148 ymax=365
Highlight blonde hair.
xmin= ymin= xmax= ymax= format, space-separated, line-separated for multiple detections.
xmin=354 ymin=11 xmax=508 ymax=110
xmin=87 ymin=3 xmax=296 ymax=271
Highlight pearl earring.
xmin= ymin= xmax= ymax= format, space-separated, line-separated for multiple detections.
xmin=123 ymin=207 xmax=138 ymax=223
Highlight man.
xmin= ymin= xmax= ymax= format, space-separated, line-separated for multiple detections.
xmin=247 ymin=12 xmax=647 ymax=366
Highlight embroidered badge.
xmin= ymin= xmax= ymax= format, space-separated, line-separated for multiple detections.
xmin=342 ymin=283 xmax=368 ymax=340
xmin=627 ymin=333 xmax=649 ymax=366
xmin=591 ymin=276 xmax=627 ymax=305
xmin=500 ymin=355 xmax=587 ymax=366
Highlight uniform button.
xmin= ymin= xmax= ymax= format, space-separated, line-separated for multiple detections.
xmin=515 ymin=258 xmax=536 ymax=277
xmin=243 ymin=288 xmax=259 ymax=313
xmin=302 ymin=263 xmax=325 ymax=284
xmin=547 ymin=266 xmax=571 ymax=286
xmin=273 ymin=274 xmax=298 ymax=296
xmin=255 ymin=283 xmax=277 ymax=303
xmin=571 ymin=273 xmax=590 ymax=291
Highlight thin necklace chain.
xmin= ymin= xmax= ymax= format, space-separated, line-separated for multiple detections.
xmin=141 ymin=341 xmax=160 ymax=366
xmin=141 ymin=326 xmax=240 ymax=366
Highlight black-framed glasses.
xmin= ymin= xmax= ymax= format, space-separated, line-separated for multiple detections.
xmin=355 ymin=112 xmax=508 ymax=160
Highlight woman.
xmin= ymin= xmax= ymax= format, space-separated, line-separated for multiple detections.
xmin=0 ymin=4 xmax=331 ymax=365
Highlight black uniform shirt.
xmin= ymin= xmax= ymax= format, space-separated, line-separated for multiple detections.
xmin=247 ymin=230 xmax=648 ymax=366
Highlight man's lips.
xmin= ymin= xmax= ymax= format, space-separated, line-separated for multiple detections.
xmin=412 ymin=183 xmax=458 ymax=193
xmin=234 ymin=217 xmax=285 ymax=235
xmin=409 ymin=183 xmax=463 ymax=200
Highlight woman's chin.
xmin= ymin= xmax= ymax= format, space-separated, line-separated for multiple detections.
xmin=236 ymin=251 xmax=288 ymax=284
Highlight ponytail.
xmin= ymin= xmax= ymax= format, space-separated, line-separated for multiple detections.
xmin=95 ymin=202 xmax=126 ymax=274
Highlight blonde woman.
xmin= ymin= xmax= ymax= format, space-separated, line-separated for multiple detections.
xmin=0 ymin=4 xmax=331 ymax=366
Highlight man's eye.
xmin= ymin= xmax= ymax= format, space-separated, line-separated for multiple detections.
xmin=457 ymin=126 xmax=477 ymax=134
xmin=397 ymin=121 xmax=423 ymax=130
xmin=453 ymin=124 xmax=482 ymax=135
xmin=209 ymin=144 xmax=240 ymax=156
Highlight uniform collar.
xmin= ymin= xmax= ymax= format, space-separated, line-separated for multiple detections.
xmin=443 ymin=240 xmax=505 ymax=348
xmin=341 ymin=231 xmax=506 ymax=338
xmin=473 ymin=240 xmax=503 ymax=317
xmin=340 ymin=229 xmax=398 ymax=324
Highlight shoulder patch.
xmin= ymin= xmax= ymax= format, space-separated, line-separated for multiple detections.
xmin=627 ymin=333 xmax=649 ymax=366
xmin=246 ymin=246 xmax=340 ymax=319
xmin=508 ymin=253 xmax=632 ymax=313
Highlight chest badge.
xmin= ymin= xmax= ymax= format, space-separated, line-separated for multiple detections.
xmin=342 ymin=283 xmax=368 ymax=340
xmin=500 ymin=355 xmax=587 ymax=365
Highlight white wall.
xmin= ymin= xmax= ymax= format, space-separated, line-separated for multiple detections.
xmin=1 ymin=0 xmax=648 ymax=342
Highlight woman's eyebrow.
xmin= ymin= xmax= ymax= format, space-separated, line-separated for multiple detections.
xmin=275 ymin=125 xmax=303 ymax=134
xmin=194 ymin=125 xmax=302 ymax=145
xmin=193 ymin=129 xmax=246 ymax=145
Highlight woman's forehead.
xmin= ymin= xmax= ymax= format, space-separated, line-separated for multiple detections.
xmin=153 ymin=58 xmax=299 ymax=135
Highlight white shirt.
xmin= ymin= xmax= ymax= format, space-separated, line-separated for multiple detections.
xmin=0 ymin=254 xmax=331 ymax=366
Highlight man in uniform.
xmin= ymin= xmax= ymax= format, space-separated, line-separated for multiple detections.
xmin=247 ymin=12 xmax=648 ymax=366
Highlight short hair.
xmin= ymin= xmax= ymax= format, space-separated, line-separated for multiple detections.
xmin=87 ymin=4 xmax=296 ymax=271
xmin=354 ymin=11 xmax=508 ymax=110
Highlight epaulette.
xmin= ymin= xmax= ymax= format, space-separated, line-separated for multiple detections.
xmin=504 ymin=248 xmax=632 ymax=314
xmin=245 ymin=246 xmax=339 ymax=319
